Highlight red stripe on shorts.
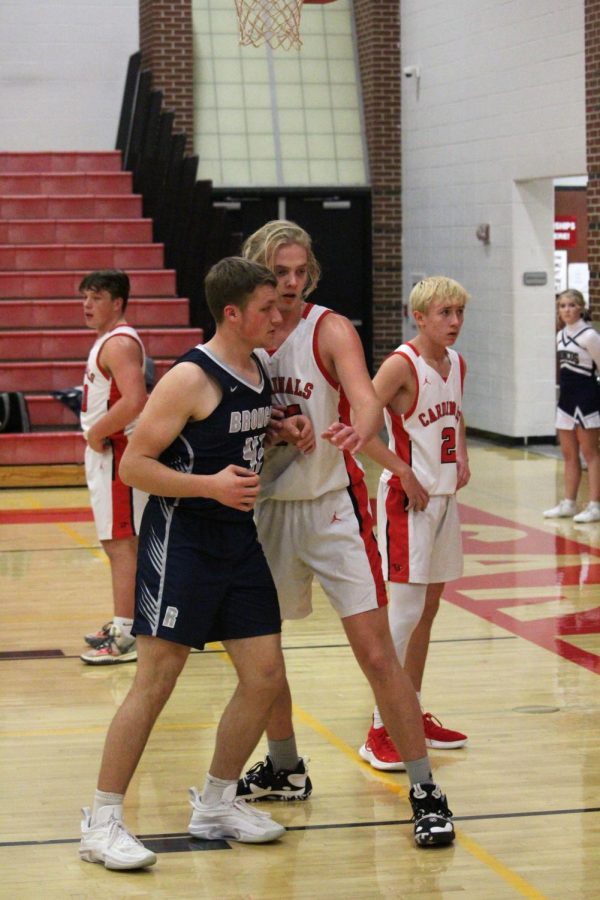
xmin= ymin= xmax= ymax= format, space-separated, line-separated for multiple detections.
xmin=347 ymin=477 xmax=388 ymax=608
xmin=384 ymin=483 xmax=410 ymax=583
xmin=110 ymin=433 xmax=136 ymax=539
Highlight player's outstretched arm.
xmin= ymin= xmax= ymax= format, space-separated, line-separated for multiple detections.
xmin=318 ymin=314 xmax=383 ymax=453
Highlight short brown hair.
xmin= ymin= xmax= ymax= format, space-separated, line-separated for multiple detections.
xmin=79 ymin=269 xmax=130 ymax=310
xmin=204 ymin=257 xmax=276 ymax=323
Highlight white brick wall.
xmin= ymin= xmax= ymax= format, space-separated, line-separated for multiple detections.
xmin=401 ymin=0 xmax=585 ymax=438
xmin=0 ymin=1 xmax=138 ymax=151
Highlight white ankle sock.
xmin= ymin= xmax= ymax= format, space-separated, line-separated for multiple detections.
xmin=372 ymin=706 xmax=384 ymax=729
xmin=113 ymin=617 xmax=133 ymax=638
xmin=201 ymin=773 xmax=237 ymax=806
xmin=92 ymin=789 xmax=124 ymax=824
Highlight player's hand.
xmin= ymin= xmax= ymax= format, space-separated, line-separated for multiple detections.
xmin=265 ymin=405 xmax=286 ymax=446
xmin=211 ymin=465 xmax=261 ymax=511
xmin=86 ymin=429 xmax=111 ymax=453
xmin=321 ymin=420 xmax=365 ymax=453
xmin=400 ymin=469 xmax=430 ymax=511
xmin=280 ymin=414 xmax=316 ymax=454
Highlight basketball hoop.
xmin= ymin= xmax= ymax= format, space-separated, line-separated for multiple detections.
xmin=234 ymin=0 xmax=336 ymax=51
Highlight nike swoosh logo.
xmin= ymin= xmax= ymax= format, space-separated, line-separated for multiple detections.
xmin=230 ymin=385 xmax=238 ymax=392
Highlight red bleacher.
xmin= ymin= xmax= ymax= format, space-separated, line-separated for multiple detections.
xmin=0 ymin=151 xmax=202 ymax=480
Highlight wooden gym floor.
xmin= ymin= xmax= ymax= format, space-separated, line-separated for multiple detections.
xmin=1 ymin=438 xmax=599 ymax=899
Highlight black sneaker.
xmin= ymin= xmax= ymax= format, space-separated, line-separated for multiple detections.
xmin=409 ymin=783 xmax=455 ymax=847
xmin=237 ymin=755 xmax=312 ymax=801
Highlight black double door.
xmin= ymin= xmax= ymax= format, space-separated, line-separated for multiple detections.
xmin=207 ymin=188 xmax=373 ymax=371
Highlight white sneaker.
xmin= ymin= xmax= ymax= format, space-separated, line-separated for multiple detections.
xmin=573 ymin=502 xmax=600 ymax=523
xmin=79 ymin=807 xmax=156 ymax=870
xmin=188 ymin=784 xmax=285 ymax=843
xmin=543 ymin=499 xmax=577 ymax=518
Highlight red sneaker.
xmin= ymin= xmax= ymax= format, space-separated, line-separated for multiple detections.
xmin=423 ymin=712 xmax=468 ymax=749
xmin=359 ymin=724 xmax=406 ymax=771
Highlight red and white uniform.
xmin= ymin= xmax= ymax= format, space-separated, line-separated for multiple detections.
xmin=378 ymin=342 xmax=465 ymax=584
xmin=255 ymin=303 xmax=386 ymax=619
xmin=81 ymin=324 xmax=146 ymax=541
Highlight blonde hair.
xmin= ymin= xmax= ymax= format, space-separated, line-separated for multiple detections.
xmin=242 ymin=220 xmax=321 ymax=297
xmin=409 ymin=276 xmax=469 ymax=314
xmin=557 ymin=288 xmax=586 ymax=311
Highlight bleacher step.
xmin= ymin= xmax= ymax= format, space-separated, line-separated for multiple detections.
xmin=0 ymin=268 xmax=176 ymax=298
xmin=0 ymin=172 xmax=132 ymax=195
xmin=0 ymin=219 xmax=153 ymax=244
xmin=0 ymin=431 xmax=86 ymax=466
xmin=0 ymin=152 xmax=122 ymax=173
xmin=1 ymin=297 xmax=190 ymax=328
xmin=0 ymin=359 xmax=174 ymax=392
xmin=0 ymin=195 xmax=143 ymax=219
xmin=0 ymin=328 xmax=203 ymax=360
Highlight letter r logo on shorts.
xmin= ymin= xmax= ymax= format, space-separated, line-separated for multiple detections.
xmin=163 ymin=606 xmax=179 ymax=629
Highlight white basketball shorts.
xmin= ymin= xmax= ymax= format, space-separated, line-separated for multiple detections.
xmin=377 ymin=479 xmax=463 ymax=584
xmin=255 ymin=485 xmax=387 ymax=620
xmin=85 ymin=438 xmax=147 ymax=541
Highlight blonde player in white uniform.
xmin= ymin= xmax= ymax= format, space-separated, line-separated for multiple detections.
xmin=78 ymin=270 xmax=147 ymax=664
xmin=358 ymin=276 xmax=471 ymax=772
xmin=237 ymin=222 xmax=456 ymax=848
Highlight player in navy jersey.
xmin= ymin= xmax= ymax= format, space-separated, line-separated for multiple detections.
xmin=79 ymin=257 xmax=314 ymax=871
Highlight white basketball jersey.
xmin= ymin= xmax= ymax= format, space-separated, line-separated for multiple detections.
xmin=256 ymin=303 xmax=365 ymax=501
xmin=80 ymin=324 xmax=145 ymax=439
xmin=381 ymin=342 xmax=465 ymax=496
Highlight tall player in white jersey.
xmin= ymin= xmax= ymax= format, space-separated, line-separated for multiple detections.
xmin=238 ymin=221 xmax=456 ymax=848
xmin=358 ymin=276 xmax=471 ymax=772
xmin=78 ymin=270 xmax=148 ymax=664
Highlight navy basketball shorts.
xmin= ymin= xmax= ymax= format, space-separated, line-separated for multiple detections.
xmin=133 ymin=499 xmax=281 ymax=650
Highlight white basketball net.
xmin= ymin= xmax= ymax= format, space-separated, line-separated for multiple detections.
xmin=234 ymin=0 xmax=304 ymax=50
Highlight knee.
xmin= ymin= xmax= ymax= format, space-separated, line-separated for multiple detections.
xmin=133 ymin=650 xmax=186 ymax=708
xmin=246 ymin=655 xmax=287 ymax=699
xmin=102 ymin=536 xmax=137 ymax=563
xmin=360 ymin=643 xmax=397 ymax=684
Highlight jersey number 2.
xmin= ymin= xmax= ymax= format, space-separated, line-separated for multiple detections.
xmin=441 ymin=426 xmax=456 ymax=463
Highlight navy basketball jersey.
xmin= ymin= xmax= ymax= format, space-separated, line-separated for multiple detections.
xmin=152 ymin=345 xmax=272 ymax=520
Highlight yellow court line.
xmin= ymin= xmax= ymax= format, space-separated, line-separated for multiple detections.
xmin=22 ymin=496 xmax=104 ymax=560
xmin=454 ymin=832 xmax=549 ymax=900
xmin=292 ymin=703 xmax=548 ymax=899
xmin=57 ymin=522 xmax=106 ymax=562
xmin=214 ymin=646 xmax=548 ymax=898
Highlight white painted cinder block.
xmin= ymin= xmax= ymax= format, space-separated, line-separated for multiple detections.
xmin=402 ymin=0 xmax=585 ymax=438
xmin=0 ymin=1 xmax=138 ymax=151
